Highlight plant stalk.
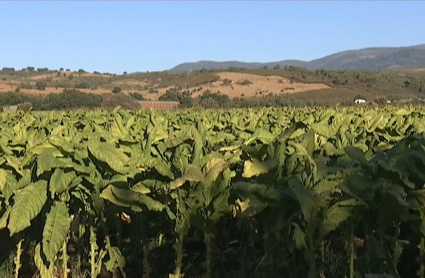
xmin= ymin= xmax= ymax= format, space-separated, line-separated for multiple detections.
xmin=419 ymin=237 xmax=425 ymax=278
xmin=204 ymin=232 xmax=213 ymax=278
xmin=62 ymin=238 xmax=68 ymax=278
xmin=90 ymin=226 xmax=97 ymax=278
xmin=14 ymin=238 xmax=23 ymax=278
xmin=174 ymin=230 xmax=185 ymax=277
xmin=349 ymin=218 xmax=355 ymax=278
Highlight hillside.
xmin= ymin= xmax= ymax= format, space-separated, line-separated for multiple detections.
xmin=169 ymin=44 xmax=425 ymax=72
xmin=1 ymin=65 xmax=425 ymax=109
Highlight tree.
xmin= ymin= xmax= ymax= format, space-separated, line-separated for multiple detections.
xmin=274 ymin=65 xmax=281 ymax=70
xmin=27 ymin=66 xmax=35 ymax=71
xmin=123 ymin=71 xmax=127 ymax=75
xmin=59 ymin=68 xmax=64 ymax=71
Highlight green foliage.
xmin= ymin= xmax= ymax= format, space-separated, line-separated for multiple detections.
xmin=101 ymin=93 xmax=140 ymax=110
xmin=128 ymin=92 xmax=145 ymax=101
xmin=41 ymin=89 xmax=102 ymax=110
xmin=0 ymin=106 xmax=423 ymax=277
xmin=237 ymin=79 xmax=252 ymax=86
xmin=159 ymin=88 xmax=193 ymax=108
xmin=17 ymin=102 xmax=33 ymax=112
xmin=74 ymin=82 xmax=90 ymax=89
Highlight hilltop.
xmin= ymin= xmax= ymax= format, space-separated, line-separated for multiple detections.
xmin=170 ymin=44 xmax=425 ymax=72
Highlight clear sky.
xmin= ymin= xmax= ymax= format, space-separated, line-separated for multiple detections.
xmin=0 ymin=1 xmax=424 ymax=74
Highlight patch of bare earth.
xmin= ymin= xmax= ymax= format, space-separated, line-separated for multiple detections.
xmin=135 ymin=72 xmax=331 ymax=99
xmin=203 ymin=72 xmax=330 ymax=98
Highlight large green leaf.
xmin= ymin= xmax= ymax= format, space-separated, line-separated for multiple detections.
xmin=168 ymin=165 xmax=205 ymax=190
xmin=34 ymin=243 xmax=54 ymax=278
xmin=37 ymin=151 xmax=59 ymax=176
xmin=105 ymin=246 xmax=126 ymax=276
xmin=319 ymin=198 xmax=358 ymax=238
xmin=139 ymin=195 xmax=166 ymax=211
xmin=49 ymin=169 xmax=77 ymax=198
xmin=42 ymin=202 xmax=71 ymax=263
xmin=8 ymin=180 xmax=48 ymax=236
xmin=88 ymin=141 xmax=129 ymax=174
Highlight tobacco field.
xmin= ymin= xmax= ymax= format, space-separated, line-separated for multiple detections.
xmin=1 ymin=105 xmax=425 ymax=278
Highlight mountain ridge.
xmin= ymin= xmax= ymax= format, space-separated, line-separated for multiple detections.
xmin=169 ymin=43 xmax=425 ymax=72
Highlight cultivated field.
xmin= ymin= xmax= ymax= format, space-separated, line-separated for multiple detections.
xmin=0 ymin=105 xmax=424 ymax=278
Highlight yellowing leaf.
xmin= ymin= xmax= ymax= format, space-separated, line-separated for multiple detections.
xmin=204 ymin=157 xmax=228 ymax=185
xmin=242 ymin=158 xmax=277 ymax=178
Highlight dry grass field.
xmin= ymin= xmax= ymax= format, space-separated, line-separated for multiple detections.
xmin=0 ymin=70 xmax=331 ymax=99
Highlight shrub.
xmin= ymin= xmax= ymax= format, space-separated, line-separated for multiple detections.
xmin=75 ymin=82 xmax=90 ymax=89
xmin=222 ymin=78 xmax=232 ymax=85
xmin=129 ymin=92 xmax=145 ymax=101
xmin=35 ymin=82 xmax=47 ymax=90
xmin=237 ymin=79 xmax=252 ymax=86
xmin=112 ymin=87 xmax=122 ymax=94
xmin=0 ymin=92 xmax=40 ymax=107
xmin=41 ymin=89 xmax=102 ymax=110
xmin=17 ymin=102 xmax=33 ymax=112
xmin=101 ymin=94 xmax=140 ymax=110
xmin=18 ymin=83 xmax=33 ymax=89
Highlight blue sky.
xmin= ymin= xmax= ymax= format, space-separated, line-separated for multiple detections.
xmin=0 ymin=1 xmax=424 ymax=73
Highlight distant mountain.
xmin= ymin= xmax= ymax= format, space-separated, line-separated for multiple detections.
xmin=169 ymin=44 xmax=425 ymax=72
